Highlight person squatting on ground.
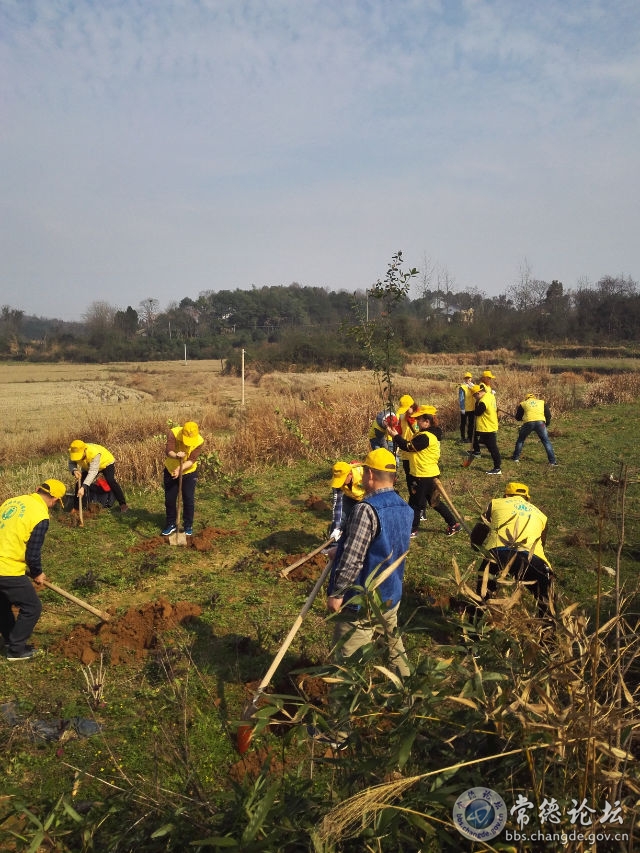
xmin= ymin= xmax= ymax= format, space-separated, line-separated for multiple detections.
xmin=329 ymin=460 xmax=366 ymax=542
xmin=68 ymin=440 xmax=129 ymax=512
xmin=326 ymin=448 xmax=413 ymax=679
xmin=472 ymin=384 xmax=502 ymax=475
xmin=396 ymin=394 xmax=420 ymax=494
xmin=162 ymin=421 xmax=204 ymax=537
xmin=512 ymin=393 xmax=558 ymax=465
xmin=387 ymin=406 xmax=461 ymax=537
xmin=471 ymin=481 xmax=554 ymax=617
xmin=458 ymin=372 xmax=476 ymax=442
xmin=0 ymin=479 xmax=66 ymax=660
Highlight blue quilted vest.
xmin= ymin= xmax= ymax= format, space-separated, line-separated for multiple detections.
xmin=329 ymin=489 xmax=413 ymax=611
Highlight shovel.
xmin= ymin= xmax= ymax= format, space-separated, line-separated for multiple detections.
xmin=280 ymin=539 xmax=333 ymax=579
xmin=168 ymin=467 xmax=188 ymax=546
xmin=434 ymin=478 xmax=472 ymax=535
xmin=43 ymin=580 xmax=110 ymax=622
xmin=237 ymin=559 xmax=333 ymax=753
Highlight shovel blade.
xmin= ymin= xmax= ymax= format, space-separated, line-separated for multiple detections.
xmin=168 ymin=532 xmax=188 ymax=546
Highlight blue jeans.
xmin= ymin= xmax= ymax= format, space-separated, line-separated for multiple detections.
xmin=513 ymin=422 xmax=556 ymax=464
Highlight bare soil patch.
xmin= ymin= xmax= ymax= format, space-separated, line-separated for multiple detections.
xmin=52 ymin=598 xmax=202 ymax=664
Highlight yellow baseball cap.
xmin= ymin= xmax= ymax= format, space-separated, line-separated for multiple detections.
xmin=68 ymin=440 xmax=87 ymax=461
xmin=40 ymin=479 xmax=66 ymax=502
xmin=505 ymin=482 xmax=530 ymax=499
xmin=482 ymin=370 xmax=496 ymax=379
xmin=363 ymin=448 xmax=397 ymax=473
xmin=396 ymin=394 xmax=415 ymax=414
xmin=413 ymin=405 xmax=437 ymax=418
xmin=181 ymin=422 xmax=201 ymax=447
xmin=330 ymin=461 xmax=352 ymax=488
xmin=471 ymin=384 xmax=483 ymax=394
xmin=463 ymin=372 xmax=473 ymax=379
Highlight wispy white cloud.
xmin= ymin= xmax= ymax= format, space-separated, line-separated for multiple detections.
xmin=1 ymin=0 xmax=638 ymax=319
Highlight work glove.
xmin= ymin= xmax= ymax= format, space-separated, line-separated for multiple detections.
xmin=330 ymin=528 xmax=342 ymax=542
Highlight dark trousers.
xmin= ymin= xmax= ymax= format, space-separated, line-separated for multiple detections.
xmin=476 ymin=549 xmax=553 ymax=616
xmin=409 ymin=476 xmax=456 ymax=531
xmin=164 ymin=469 xmax=198 ymax=528
xmin=99 ymin=463 xmax=127 ymax=507
xmin=460 ymin=411 xmax=475 ymax=441
xmin=474 ymin=431 xmax=501 ymax=468
xmin=0 ymin=574 xmax=43 ymax=655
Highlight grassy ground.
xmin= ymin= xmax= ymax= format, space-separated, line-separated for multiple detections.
xmin=0 ymin=362 xmax=639 ymax=850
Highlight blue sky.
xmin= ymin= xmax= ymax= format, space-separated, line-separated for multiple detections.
xmin=1 ymin=0 xmax=639 ymax=321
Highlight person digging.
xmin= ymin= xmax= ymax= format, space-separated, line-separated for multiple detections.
xmin=471 ymin=481 xmax=554 ymax=618
xmin=0 ymin=479 xmax=66 ymax=661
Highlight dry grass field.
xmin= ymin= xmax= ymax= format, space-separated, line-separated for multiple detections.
xmin=0 ymin=356 xmax=636 ymax=502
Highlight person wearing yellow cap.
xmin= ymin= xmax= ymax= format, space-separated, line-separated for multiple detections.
xmin=68 ymin=440 xmax=129 ymax=513
xmin=328 ymin=461 xmax=366 ymax=542
xmin=162 ymin=421 xmax=204 ymax=536
xmin=387 ymin=406 xmax=461 ymax=537
xmin=458 ymin=372 xmax=476 ymax=443
xmin=0 ymin=479 xmax=65 ymax=660
xmin=470 ymin=481 xmax=554 ymax=617
xmin=327 ymin=448 xmax=413 ymax=680
xmin=472 ymin=384 xmax=502 ymax=475
xmin=511 ymin=393 xmax=557 ymax=466
xmin=396 ymin=394 xmax=420 ymax=494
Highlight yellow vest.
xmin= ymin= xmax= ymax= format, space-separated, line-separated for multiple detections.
xmin=408 ymin=430 xmax=441 ymax=478
xmin=461 ymin=383 xmax=475 ymax=412
xmin=165 ymin=426 xmax=205 ymax=475
xmin=341 ymin=465 xmax=366 ymax=502
xmin=398 ymin=413 xmax=418 ymax=461
xmin=0 ymin=493 xmax=50 ymax=576
xmin=520 ymin=398 xmax=546 ymax=423
xmin=476 ymin=392 xmax=499 ymax=432
xmin=78 ymin=443 xmax=116 ymax=471
xmin=483 ymin=496 xmax=549 ymax=564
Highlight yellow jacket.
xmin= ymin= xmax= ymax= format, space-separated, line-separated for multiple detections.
xmin=0 ymin=493 xmax=50 ymax=576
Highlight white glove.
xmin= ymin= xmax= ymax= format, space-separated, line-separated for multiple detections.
xmin=330 ymin=528 xmax=342 ymax=542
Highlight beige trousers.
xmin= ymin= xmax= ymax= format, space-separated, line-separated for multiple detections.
xmin=331 ymin=601 xmax=410 ymax=678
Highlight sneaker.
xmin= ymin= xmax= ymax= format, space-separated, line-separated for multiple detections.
xmin=511 ymin=457 xmax=520 ymax=463
xmin=446 ymin=522 xmax=462 ymax=536
xmin=419 ymin=512 xmax=426 ymax=522
xmin=7 ymin=647 xmax=41 ymax=661
xmin=486 ymin=468 xmax=502 ymax=475
xmin=162 ymin=524 xmax=177 ymax=536
xmin=184 ymin=526 xmax=193 ymax=536
xmin=549 ymin=462 xmax=558 ymax=467
xmin=306 ymin=725 xmax=349 ymax=750
xmin=471 ymin=452 xmax=482 ymax=459
xmin=410 ymin=530 xmax=418 ymax=538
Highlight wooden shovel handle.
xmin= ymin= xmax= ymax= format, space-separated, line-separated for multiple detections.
xmin=43 ymin=580 xmax=110 ymax=622
xmin=280 ymin=539 xmax=333 ymax=578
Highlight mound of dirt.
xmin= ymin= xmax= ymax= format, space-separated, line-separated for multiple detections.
xmin=52 ymin=598 xmax=202 ymax=665
xmin=266 ymin=554 xmax=327 ymax=583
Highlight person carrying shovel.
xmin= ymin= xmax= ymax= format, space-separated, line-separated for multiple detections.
xmin=0 ymin=479 xmax=65 ymax=660
xmin=162 ymin=421 xmax=204 ymax=537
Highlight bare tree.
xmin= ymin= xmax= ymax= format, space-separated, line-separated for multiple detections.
xmin=83 ymin=301 xmax=116 ymax=335
xmin=138 ymin=298 xmax=160 ymax=336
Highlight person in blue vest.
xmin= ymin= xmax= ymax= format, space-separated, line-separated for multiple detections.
xmin=326 ymin=448 xmax=413 ymax=678
xmin=511 ymin=393 xmax=558 ymax=465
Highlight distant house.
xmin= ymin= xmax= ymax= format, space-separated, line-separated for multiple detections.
xmin=428 ymin=298 xmax=473 ymax=323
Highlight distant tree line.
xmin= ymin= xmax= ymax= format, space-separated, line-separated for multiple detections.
xmin=1 ymin=273 xmax=639 ymax=369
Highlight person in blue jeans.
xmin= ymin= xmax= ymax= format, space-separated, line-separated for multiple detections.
xmin=511 ymin=394 xmax=557 ymax=465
